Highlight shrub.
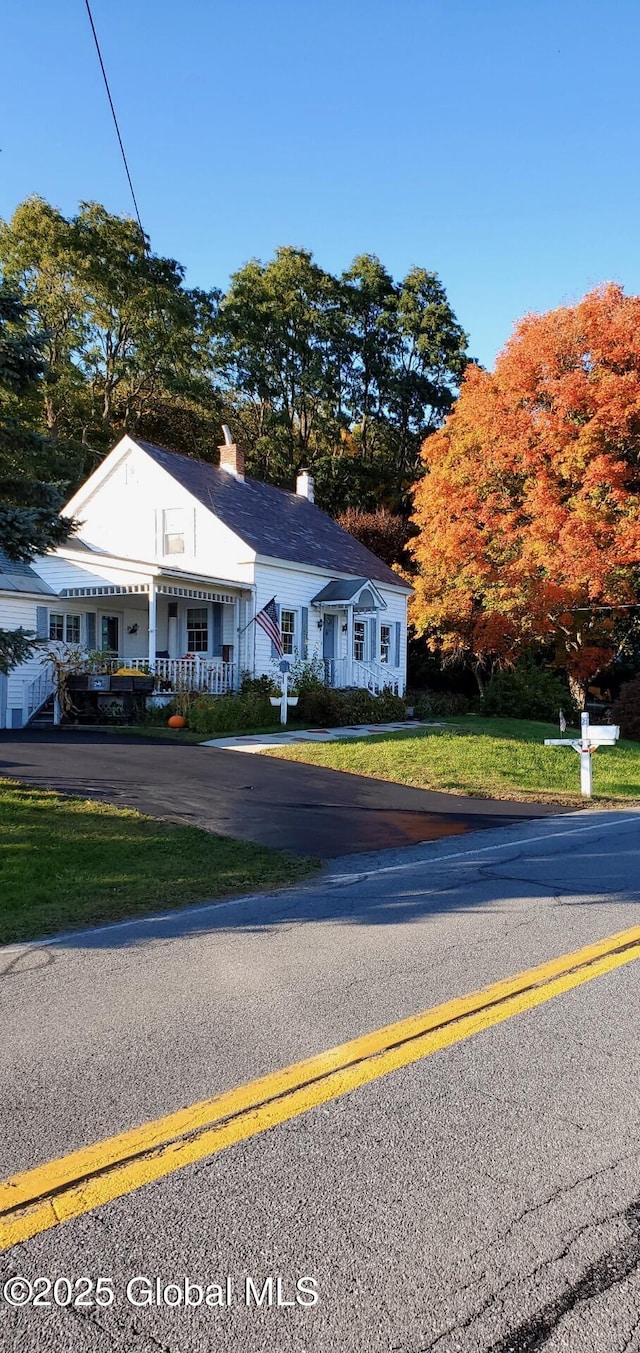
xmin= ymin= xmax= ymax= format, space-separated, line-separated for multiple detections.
xmin=297 ymin=684 xmax=406 ymax=728
xmin=479 ymin=664 xmax=578 ymax=722
xmin=296 ymin=685 xmax=344 ymax=726
xmin=611 ymin=677 xmax=640 ymax=741
xmin=288 ymin=655 xmax=326 ymax=692
xmin=187 ymin=692 xmax=274 ymax=735
xmin=239 ymin=672 xmax=275 ymax=697
xmin=413 ymin=689 xmax=471 ymax=719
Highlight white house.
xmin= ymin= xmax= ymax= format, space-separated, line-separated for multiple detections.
xmin=0 ymin=432 xmax=411 ymax=728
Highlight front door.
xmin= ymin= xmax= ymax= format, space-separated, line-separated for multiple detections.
xmin=100 ymin=614 xmax=120 ymax=654
xmin=322 ymin=613 xmax=336 ymax=662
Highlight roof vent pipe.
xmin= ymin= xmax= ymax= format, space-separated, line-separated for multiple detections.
xmin=296 ymin=468 xmax=315 ymax=502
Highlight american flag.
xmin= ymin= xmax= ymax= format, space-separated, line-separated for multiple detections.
xmin=255 ymin=597 xmax=283 ymax=656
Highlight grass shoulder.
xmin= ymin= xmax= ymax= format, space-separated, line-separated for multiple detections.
xmin=264 ymin=715 xmax=640 ymax=806
xmin=0 ymin=778 xmax=318 ymax=946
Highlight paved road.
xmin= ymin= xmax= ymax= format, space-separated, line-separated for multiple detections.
xmin=0 ymin=729 xmax=560 ymax=856
xmin=1 ymin=810 xmax=640 ymax=1352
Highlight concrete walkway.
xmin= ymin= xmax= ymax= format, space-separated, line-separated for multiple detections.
xmin=201 ymin=718 xmax=438 ymax=752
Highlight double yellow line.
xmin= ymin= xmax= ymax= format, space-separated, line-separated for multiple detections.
xmin=2 ymin=923 xmax=640 ymax=1252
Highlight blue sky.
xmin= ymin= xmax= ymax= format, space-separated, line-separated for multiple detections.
xmin=2 ymin=0 xmax=638 ymax=368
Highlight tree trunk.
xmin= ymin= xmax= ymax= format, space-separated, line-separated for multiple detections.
xmin=472 ymin=665 xmax=485 ymax=698
xmin=568 ymin=672 xmax=587 ymax=710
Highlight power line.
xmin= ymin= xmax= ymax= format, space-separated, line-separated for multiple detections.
xmin=82 ymin=0 xmax=222 ymax=505
xmin=83 ymin=0 xmax=146 ymax=242
xmin=82 ymin=0 xmax=183 ymax=378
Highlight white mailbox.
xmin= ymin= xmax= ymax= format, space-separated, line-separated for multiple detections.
xmin=544 ymin=712 xmax=620 ymax=797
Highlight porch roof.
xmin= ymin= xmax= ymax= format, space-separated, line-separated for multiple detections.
xmin=0 ymin=547 xmax=57 ymax=596
xmin=58 ymin=578 xmax=239 ymax=604
xmin=310 ymin=577 xmax=387 ymax=609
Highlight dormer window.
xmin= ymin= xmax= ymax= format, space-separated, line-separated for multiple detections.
xmin=163 ymin=508 xmax=185 ymax=555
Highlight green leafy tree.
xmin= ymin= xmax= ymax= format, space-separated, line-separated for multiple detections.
xmin=0 ymin=197 xmax=222 ymax=460
xmin=0 ymin=282 xmax=74 ymax=671
xmin=218 ymin=248 xmax=468 ymax=509
xmin=217 ymin=246 xmax=347 ymax=481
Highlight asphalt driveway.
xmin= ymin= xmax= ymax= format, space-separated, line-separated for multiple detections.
xmin=0 ymin=729 xmax=563 ymax=857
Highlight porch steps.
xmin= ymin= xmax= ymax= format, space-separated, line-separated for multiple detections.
xmin=28 ymin=696 xmax=55 ymax=729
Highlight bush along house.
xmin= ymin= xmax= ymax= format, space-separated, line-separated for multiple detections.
xmin=0 ymin=430 xmax=411 ymax=728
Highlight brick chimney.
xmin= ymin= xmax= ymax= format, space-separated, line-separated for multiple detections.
xmin=219 ymin=425 xmax=245 ymax=481
xmin=296 ymin=468 xmax=315 ymax=502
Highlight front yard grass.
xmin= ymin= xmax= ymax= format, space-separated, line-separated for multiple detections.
xmin=265 ymin=716 xmax=640 ymax=806
xmin=0 ymin=779 xmax=317 ymax=946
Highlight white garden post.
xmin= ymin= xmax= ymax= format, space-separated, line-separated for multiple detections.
xmin=269 ymin=659 xmax=299 ymax=726
xmin=579 ymin=712 xmax=592 ymax=797
xmin=280 ymin=667 xmax=290 ymax=726
xmin=544 ymin=712 xmax=619 ymax=798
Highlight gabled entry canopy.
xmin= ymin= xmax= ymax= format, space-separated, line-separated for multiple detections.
xmin=309 ymin=577 xmax=387 ymax=610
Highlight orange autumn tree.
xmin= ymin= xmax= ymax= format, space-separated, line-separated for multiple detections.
xmin=410 ymin=284 xmax=640 ymax=703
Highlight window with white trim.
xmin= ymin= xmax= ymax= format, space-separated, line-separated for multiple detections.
xmin=380 ymin=624 xmax=391 ymax=664
xmin=186 ymin=607 xmax=208 ymax=653
xmin=281 ymin=609 xmax=296 ymax=656
xmin=163 ymin=508 xmax=185 ymax=555
xmin=353 ymin=620 xmax=366 ymax=662
xmin=49 ymin=612 xmax=81 ymax=645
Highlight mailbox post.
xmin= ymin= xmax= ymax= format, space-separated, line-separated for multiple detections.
xmin=544 ymin=712 xmax=619 ymax=798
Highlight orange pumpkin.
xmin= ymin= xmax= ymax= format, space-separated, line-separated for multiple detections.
xmin=167 ymin=714 xmax=187 ymax=729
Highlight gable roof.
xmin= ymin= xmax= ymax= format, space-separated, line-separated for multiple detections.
xmin=0 ymin=547 xmax=56 ymax=595
xmin=134 ymin=439 xmax=409 ymax=590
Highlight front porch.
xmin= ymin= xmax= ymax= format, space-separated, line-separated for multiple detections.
xmin=51 ymin=573 xmax=252 ymax=696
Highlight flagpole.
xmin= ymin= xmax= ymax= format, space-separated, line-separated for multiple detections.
xmin=237 ymin=596 xmax=277 ymax=637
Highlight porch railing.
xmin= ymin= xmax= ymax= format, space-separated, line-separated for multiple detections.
xmin=98 ymin=656 xmax=237 ymax=695
xmin=153 ymin=658 xmax=236 ymax=695
xmin=324 ymin=657 xmax=403 ymax=696
xmin=24 ymin=670 xmax=55 ymax=723
xmin=352 ymin=660 xmax=403 ymax=696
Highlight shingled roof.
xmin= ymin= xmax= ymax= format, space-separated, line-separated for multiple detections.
xmin=0 ymin=547 xmax=56 ymax=595
xmin=135 ymin=440 xmax=410 ymax=590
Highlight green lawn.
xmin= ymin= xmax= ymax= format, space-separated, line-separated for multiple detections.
xmin=0 ymin=779 xmax=317 ymax=946
xmin=265 ymin=716 xmax=640 ymax=806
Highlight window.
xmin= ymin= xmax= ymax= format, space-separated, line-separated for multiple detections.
xmin=66 ymin=615 xmax=81 ymax=645
xmin=281 ymin=609 xmax=296 ymax=656
xmin=49 ymin=613 xmax=81 ymax=644
xmin=187 ymin=607 xmax=208 ymax=653
xmin=163 ymin=508 xmax=185 ymax=555
xmin=380 ymin=624 xmax=391 ymax=664
xmin=353 ymin=620 xmax=366 ymax=662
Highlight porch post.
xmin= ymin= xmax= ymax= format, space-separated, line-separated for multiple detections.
xmin=346 ymin=605 xmax=354 ymax=687
xmin=233 ymin=597 xmax=240 ymax=689
xmin=148 ymin=579 xmax=157 ymax=671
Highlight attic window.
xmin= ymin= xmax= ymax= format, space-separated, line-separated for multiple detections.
xmin=163 ymin=508 xmax=185 ymax=555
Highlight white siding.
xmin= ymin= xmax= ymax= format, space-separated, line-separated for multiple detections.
xmin=1 ymin=595 xmax=46 ymax=727
xmin=253 ymin=561 xmax=409 ymax=687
